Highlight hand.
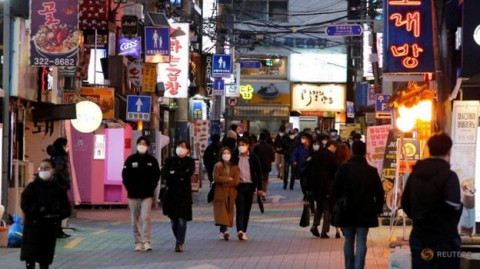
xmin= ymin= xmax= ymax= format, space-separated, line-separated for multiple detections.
xmin=257 ymin=190 xmax=265 ymax=196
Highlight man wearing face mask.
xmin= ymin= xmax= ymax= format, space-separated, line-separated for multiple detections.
xmin=290 ymin=133 xmax=312 ymax=192
xmin=122 ymin=136 xmax=161 ymax=252
xmin=273 ymin=126 xmax=286 ymax=180
xmin=283 ymin=130 xmax=299 ymax=190
xmin=234 ymin=137 xmax=264 ymax=241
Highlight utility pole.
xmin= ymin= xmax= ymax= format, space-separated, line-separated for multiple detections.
xmin=2 ymin=0 xmax=11 ymax=215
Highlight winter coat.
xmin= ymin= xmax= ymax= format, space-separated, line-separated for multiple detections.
xmin=234 ymin=152 xmax=264 ymax=191
xmin=332 ymin=155 xmax=384 ymax=228
xmin=273 ymin=134 xmax=286 ymax=154
xmin=401 ymin=158 xmax=462 ymax=243
xmin=213 ymin=162 xmax=240 ymax=227
xmin=122 ymin=152 xmax=161 ymax=199
xmin=161 ymin=156 xmax=195 ymax=221
xmin=20 ymin=177 xmax=71 ymax=265
xmin=47 ymin=145 xmax=71 ymax=191
xmin=283 ymin=137 xmax=298 ymax=162
xmin=253 ymin=141 xmax=275 ymax=174
xmin=307 ymin=148 xmax=339 ymax=200
xmin=203 ymin=142 xmax=221 ymax=174
xmin=290 ymin=145 xmax=311 ymax=172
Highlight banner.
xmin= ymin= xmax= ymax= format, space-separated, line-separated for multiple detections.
xmin=159 ymin=23 xmax=190 ymax=98
xmin=384 ymin=0 xmax=434 ymax=73
xmin=366 ymin=125 xmax=390 ymax=176
xmin=381 ymin=129 xmax=398 ymax=215
xmin=451 ymin=101 xmax=479 ymax=235
xmin=30 ymin=1 xmax=79 ymax=66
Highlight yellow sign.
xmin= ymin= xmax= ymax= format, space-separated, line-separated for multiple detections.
xmin=239 ymin=84 xmax=254 ymax=100
xmin=142 ymin=63 xmax=157 ymax=93
xmin=64 ymin=87 xmax=115 ymax=119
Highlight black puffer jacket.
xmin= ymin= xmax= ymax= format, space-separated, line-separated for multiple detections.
xmin=47 ymin=145 xmax=71 ymax=190
xmin=122 ymin=153 xmax=161 ymax=199
xmin=401 ymin=158 xmax=462 ymax=243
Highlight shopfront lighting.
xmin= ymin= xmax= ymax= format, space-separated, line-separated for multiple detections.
xmin=395 ymin=99 xmax=433 ymax=133
xmin=396 ymin=116 xmax=415 ymax=133
xmin=71 ymin=101 xmax=103 ymax=133
xmin=416 ymin=99 xmax=433 ymax=121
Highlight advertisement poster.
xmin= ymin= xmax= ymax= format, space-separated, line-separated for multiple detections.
xmin=128 ymin=59 xmax=143 ymax=87
xmin=30 ymin=1 xmax=79 ymax=66
xmin=366 ymin=125 xmax=390 ymax=176
xmin=118 ymin=37 xmax=141 ymax=58
xmin=159 ymin=23 xmax=190 ymax=98
xmin=64 ymin=88 xmax=115 ymax=119
xmin=397 ymin=138 xmax=421 ymax=173
xmin=142 ymin=63 xmax=157 ymax=93
xmin=381 ymin=129 xmax=398 ymax=215
xmin=452 ymin=101 xmax=479 ymax=144
xmin=194 ymin=120 xmax=210 ymax=158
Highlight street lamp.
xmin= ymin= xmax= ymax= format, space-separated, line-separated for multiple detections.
xmin=71 ymin=101 xmax=103 ymax=133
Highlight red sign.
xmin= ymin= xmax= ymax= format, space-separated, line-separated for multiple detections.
xmin=227 ymin=97 xmax=238 ymax=107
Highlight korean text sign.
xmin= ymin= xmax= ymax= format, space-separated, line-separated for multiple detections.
xmin=384 ymin=0 xmax=434 ymax=73
xmin=159 ymin=23 xmax=190 ymax=98
xmin=30 ymin=1 xmax=79 ymax=66
xmin=144 ymin=26 xmax=170 ymax=63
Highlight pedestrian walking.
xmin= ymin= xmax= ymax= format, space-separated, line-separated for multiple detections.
xmin=253 ymin=132 xmax=275 ymax=198
xmin=283 ymin=130 xmax=299 ymax=189
xmin=213 ymin=147 xmax=240 ymax=240
xmin=46 ymin=137 xmax=72 ymax=239
xmin=332 ymin=141 xmax=384 ymax=269
xmin=332 ymin=142 xmax=352 ymax=238
xmin=122 ymin=136 xmax=161 ymax=251
xmin=273 ymin=126 xmax=286 ymax=179
xmin=161 ymin=140 xmax=195 ymax=252
xmin=203 ymin=133 xmax=222 ymax=186
xmin=20 ymin=159 xmax=71 ymax=269
xmin=401 ymin=133 xmax=462 ymax=269
xmin=222 ymin=124 xmax=238 ymax=151
xmin=307 ymin=140 xmax=338 ymax=238
xmin=235 ymin=137 xmax=264 ymax=240
xmin=290 ymin=133 xmax=312 ymax=192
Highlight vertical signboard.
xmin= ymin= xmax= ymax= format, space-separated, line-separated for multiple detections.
xmin=384 ymin=0 xmax=434 ymax=73
xmin=30 ymin=1 xmax=79 ymax=66
xmin=144 ymin=26 xmax=170 ymax=63
xmin=366 ymin=125 xmax=391 ymax=177
xmin=159 ymin=23 xmax=190 ymax=98
xmin=142 ymin=63 xmax=157 ymax=93
xmin=381 ymin=129 xmax=398 ymax=215
xmin=451 ymin=101 xmax=479 ymax=235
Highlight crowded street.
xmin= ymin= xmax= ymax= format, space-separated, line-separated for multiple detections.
xmin=1 ymin=175 xmax=395 ymax=269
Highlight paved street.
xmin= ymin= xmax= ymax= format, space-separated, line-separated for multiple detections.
xmin=1 ymin=176 xmax=400 ymax=269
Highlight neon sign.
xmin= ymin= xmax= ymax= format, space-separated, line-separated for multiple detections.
xmin=239 ymin=85 xmax=254 ymax=100
xmin=384 ymin=0 xmax=434 ymax=72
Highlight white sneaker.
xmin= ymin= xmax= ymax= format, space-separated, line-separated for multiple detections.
xmin=237 ymin=231 xmax=248 ymax=241
xmin=135 ymin=243 xmax=143 ymax=251
xmin=143 ymin=242 xmax=152 ymax=251
xmin=219 ymin=232 xmax=225 ymax=239
xmin=243 ymin=232 xmax=248 ymax=241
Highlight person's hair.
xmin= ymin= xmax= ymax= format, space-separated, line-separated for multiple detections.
xmin=259 ymin=132 xmax=268 ymax=141
xmin=325 ymin=140 xmax=338 ymax=148
xmin=52 ymin=137 xmax=68 ymax=156
xmin=176 ymin=140 xmax=191 ymax=150
xmin=230 ymin=124 xmax=238 ymax=131
xmin=238 ymin=137 xmax=250 ymax=145
xmin=427 ymin=132 xmax=452 ymax=156
xmin=279 ymin=125 xmax=286 ymax=132
xmin=137 ymin=136 xmax=151 ymax=146
xmin=301 ymin=133 xmax=312 ymax=142
xmin=40 ymin=158 xmax=56 ymax=169
xmin=320 ymin=134 xmax=329 ymax=141
xmin=249 ymin=134 xmax=257 ymax=144
xmin=219 ymin=147 xmax=238 ymax=165
xmin=336 ymin=143 xmax=352 ymax=164
xmin=211 ymin=133 xmax=221 ymax=142
xmin=352 ymin=133 xmax=362 ymax=140
xmin=352 ymin=141 xmax=367 ymax=156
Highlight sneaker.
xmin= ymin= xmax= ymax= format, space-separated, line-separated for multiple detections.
xmin=175 ymin=243 xmax=183 ymax=252
xmin=242 ymin=233 xmax=248 ymax=241
xmin=237 ymin=231 xmax=244 ymax=240
xmin=219 ymin=232 xmax=225 ymax=239
xmin=310 ymin=226 xmax=320 ymax=237
xmin=135 ymin=243 xmax=143 ymax=251
xmin=224 ymin=231 xmax=230 ymax=241
xmin=143 ymin=242 xmax=152 ymax=251
xmin=321 ymin=232 xmax=330 ymax=239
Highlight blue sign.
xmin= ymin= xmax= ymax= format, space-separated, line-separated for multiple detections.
xmin=212 ymin=54 xmax=232 ymax=77
xmin=375 ymin=94 xmax=391 ymax=113
xmin=127 ymin=95 xmax=152 ymax=121
xmin=192 ymin=101 xmax=202 ymax=120
xmin=383 ymin=0 xmax=434 ymax=73
xmin=144 ymin=26 xmax=170 ymax=63
xmin=355 ymin=83 xmax=368 ymax=107
xmin=326 ymin=25 xmax=363 ymax=36
xmin=240 ymin=61 xmax=262 ymax=69
xmin=346 ymin=101 xmax=355 ymax=118
xmin=118 ymin=37 xmax=141 ymax=58
xmin=212 ymin=78 xmax=225 ymax=95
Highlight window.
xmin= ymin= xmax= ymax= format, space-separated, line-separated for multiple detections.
xmin=236 ymin=0 xmax=288 ymax=22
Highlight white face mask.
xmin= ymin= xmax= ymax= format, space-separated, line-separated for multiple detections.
xmin=313 ymin=145 xmax=320 ymax=151
xmin=238 ymin=146 xmax=248 ymax=154
xmin=176 ymin=147 xmax=188 ymax=157
xmin=222 ymin=153 xmax=231 ymax=161
xmin=301 ymin=138 xmax=307 ymax=144
xmin=39 ymin=171 xmax=52 ymax=180
xmin=322 ymin=140 xmax=328 ymax=146
xmin=278 ymin=132 xmax=284 ymax=137
xmin=289 ymin=135 xmax=295 ymax=139
xmin=137 ymin=145 xmax=148 ymax=154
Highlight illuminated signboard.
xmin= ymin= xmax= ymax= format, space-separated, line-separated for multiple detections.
xmin=291 ymin=84 xmax=346 ymax=112
xmin=384 ymin=0 xmax=434 ymax=73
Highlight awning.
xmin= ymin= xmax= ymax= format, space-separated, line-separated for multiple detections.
xmin=229 ymin=104 xmax=290 ymax=121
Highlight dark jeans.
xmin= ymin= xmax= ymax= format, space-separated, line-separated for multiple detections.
xmin=219 ymin=225 xmax=227 ymax=233
xmin=207 ymin=169 xmax=214 ymax=185
xmin=342 ymin=227 xmax=369 ymax=269
xmin=236 ymin=183 xmax=254 ymax=233
xmin=171 ymin=218 xmax=187 ymax=245
xmin=410 ymin=234 xmax=461 ymax=269
xmin=312 ymin=198 xmax=330 ymax=233
xmin=283 ymin=161 xmax=297 ymax=189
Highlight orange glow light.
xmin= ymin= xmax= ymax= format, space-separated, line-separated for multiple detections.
xmin=389 ymin=11 xmax=421 ymax=37
xmin=391 ymin=44 xmax=409 ymax=57
xmin=137 ymin=121 xmax=143 ymax=131
xmin=402 ymin=57 xmax=419 ymax=68
xmin=388 ymin=0 xmax=421 ymax=6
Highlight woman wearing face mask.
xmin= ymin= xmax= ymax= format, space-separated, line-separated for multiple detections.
xmin=161 ymin=140 xmax=195 ymax=252
xmin=21 ymin=159 xmax=71 ymax=269
xmin=122 ymin=136 xmax=161 ymax=251
xmin=212 ymin=147 xmax=240 ymax=240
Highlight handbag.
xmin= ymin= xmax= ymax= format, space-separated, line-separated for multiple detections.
xmin=207 ymin=183 xmax=216 ymax=203
xmin=331 ymin=196 xmax=347 ymax=227
xmin=299 ymin=200 xmax=310 ymax=227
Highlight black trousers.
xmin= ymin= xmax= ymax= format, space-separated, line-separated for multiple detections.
xmin=235 ymin=183 xmax=255 ymax=233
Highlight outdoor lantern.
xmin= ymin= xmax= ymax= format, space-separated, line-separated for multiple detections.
xmin=71 ymin=101 xmax=103 ymax=133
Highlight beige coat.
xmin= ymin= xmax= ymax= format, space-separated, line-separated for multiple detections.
xmin=213 ymin=162 xmax=240 ymax=227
